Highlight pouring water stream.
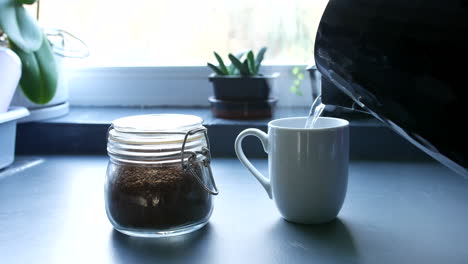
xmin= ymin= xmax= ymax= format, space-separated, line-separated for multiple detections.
xmin=304 ymin=95 xmax=325 ymax=128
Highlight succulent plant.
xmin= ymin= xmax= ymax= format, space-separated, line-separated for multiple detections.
xmin=0 ymin=0 xmax=58 ymax=104
xmin=207 ymin=47 xmax=267 ymax=77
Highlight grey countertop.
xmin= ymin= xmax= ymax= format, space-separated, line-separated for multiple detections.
xmin=1 ymin=156 xmax=467 ymax=264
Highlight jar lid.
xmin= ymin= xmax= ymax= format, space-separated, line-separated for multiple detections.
xmin=107 ymin=114 xmax=208 ymax=164
xmin=112 ymin=114 xmax=203 ymax=133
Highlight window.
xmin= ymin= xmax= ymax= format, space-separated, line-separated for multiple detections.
xmin=36 ymin=0 xmax=328 ymax=66
xmin=30 ymin=1 xmax=329 ymax=106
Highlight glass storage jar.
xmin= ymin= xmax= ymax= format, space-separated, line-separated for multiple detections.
xmin=105 ymin=114 xmax=218 ymax=237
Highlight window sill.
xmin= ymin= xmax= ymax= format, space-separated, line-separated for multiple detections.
xmin=64 ymin=65 xmax=315 ymax=107
xmin=16 ymin=106 xmax=429 ymax=160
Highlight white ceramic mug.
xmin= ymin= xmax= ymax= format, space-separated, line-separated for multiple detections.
xmin=235 ymin=117 xmax=349 ymax=224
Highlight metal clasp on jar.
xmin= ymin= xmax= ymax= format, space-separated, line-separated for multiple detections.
xmin=181 ymin=128 xmax=219 ymax=195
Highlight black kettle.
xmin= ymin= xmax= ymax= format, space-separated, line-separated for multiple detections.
xmin=315 ymin=0 xmax=467 ymax=177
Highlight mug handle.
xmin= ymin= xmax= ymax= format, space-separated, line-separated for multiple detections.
xmin=234 ymin=129 xmax=272 ymax=199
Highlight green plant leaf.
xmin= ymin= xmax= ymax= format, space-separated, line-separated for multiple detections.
xmin=297 ymin=73 xmax=304 ymax=80
xmin=0 ymin=1 xmax=42 ymax=52
xmin=227 ymin=63 xmax=235 ymax=75
xmin=10 ymin=32 xmax=58 ymax=104
xmin=255 ymin=47 xmax=267 ymax=73
xmin=242 ymin=59 xmax=252 ymax=76
xmin=16 ymin=0 xmax=37 ymax=4
xmin=229 ymin=66 xmax=239 ymax=75
xmin=213 ymin=52 xmax=228 ymax=75
xmin=247 ymin=51 xmax=256 ymax=75
xmin=227 ymin=51 xmax=246 ymax=75
xmin=228 ymin=53 xmax=249 ymax=76
xmin=292 ymin=66 xmax=300 ymax=75
xmin=207 ymin=62 xmax=226 ymax=76
xmin=290 ymin=85 xmax=303 ymax=96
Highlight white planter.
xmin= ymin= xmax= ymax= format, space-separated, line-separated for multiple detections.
xmin=0 ymin=107 xmax=29 ymax=169
xmin=0 ymin=47 xmax=22 ymax=113
xmin=10 ymin=54 xmax=70 ymax=122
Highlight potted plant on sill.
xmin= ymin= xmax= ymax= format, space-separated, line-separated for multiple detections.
xmin=0 ymin=0 xmax=88 ymax=122
xmin=207 ymin=47 xmax=279 ymax=119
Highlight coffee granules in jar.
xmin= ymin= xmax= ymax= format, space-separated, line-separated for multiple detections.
xmin=107 ymin=163 xmax=212 ymax=230
xmin=104 ymin=114 xmax=218 ymax=237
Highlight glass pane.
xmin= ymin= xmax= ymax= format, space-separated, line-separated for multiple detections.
xmin=37 ymin=0 xmax=328 ymax=66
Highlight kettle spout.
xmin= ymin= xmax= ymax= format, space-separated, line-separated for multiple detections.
xmin=320 ymin=76 xmax=356 ymax=111
xmin=307 ymin=66 xmax=363 ymax=112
